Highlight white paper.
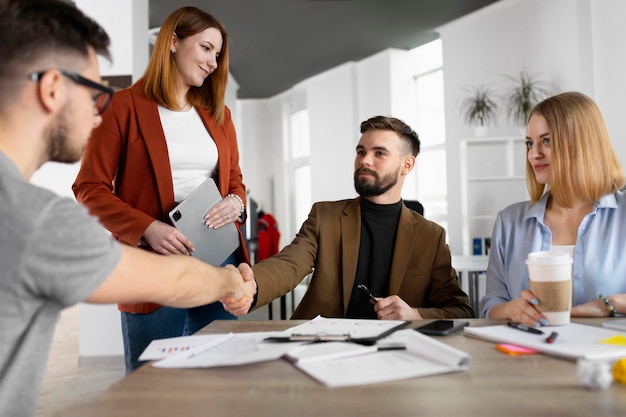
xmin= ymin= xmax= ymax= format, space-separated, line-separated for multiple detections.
xmin=293 ymin=329 xmax=471 ymax=387
xmin=285 ymin=342 xmax=377 ymax=364
xmin=282 ymin=315 xmax=407 ymax=340
xmin=464 ymin=322 xmax=626 ymax=361
xmin=385 ymin=328 xmax=471 ymax=368
xmin=138 ymin=333 xmax=234 ymax=361
xmin=152 ymin=331 xmax=307 ymax=369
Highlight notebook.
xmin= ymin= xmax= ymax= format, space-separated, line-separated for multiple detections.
xmin=464 ymin=322 xmax=626 ymax=361
xmin=168 ymin=179 xmax=239 ymax=266
xmin=602 ymin=318 xmax=626 ymax=332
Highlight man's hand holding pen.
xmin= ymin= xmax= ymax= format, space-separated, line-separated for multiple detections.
xmin=375 ymin=295 xmax=423 ymax=320
xmin=358 ymin=284 xmax=423 ymax=320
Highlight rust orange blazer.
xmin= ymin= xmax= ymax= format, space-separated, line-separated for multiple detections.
xmin=73 ymin=81 xmax=249 ymax=314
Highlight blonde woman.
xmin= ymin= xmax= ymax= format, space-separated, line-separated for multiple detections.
xmin=73 ymin=7 xmax=248 ymax=373
xmin=481 ymin=92 xmax=626 ymax=325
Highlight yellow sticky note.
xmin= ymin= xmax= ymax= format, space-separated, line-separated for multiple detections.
xmin=599 ymin=335 xmax=626 ymax=346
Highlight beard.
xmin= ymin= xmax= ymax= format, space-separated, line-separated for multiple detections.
xmin=44 ymin=103 xmax=83 ymax=164
xmin=353 ymin=167 xmax=399 ymax=197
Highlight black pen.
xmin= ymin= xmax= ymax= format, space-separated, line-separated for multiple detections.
xmin=357 ymin=284 xmax=378 ymax=305
xmin=507 ymin=322 xmax=544 ymax=335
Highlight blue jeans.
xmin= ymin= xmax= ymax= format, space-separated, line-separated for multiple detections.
xmin=121 ymin=252 xmax=238 ymax=374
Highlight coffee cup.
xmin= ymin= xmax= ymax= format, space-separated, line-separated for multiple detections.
xmin=526 ymin=251 xmax=573 ymax=326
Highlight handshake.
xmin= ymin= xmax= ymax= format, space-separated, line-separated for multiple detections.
xmin=219 ymin=263 xmax=258 ymax=316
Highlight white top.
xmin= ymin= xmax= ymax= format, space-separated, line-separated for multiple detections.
xmin=551 ymin=244 xmax=575 ymax=260
xmin=158 ymin=106 xmax=218 ymax=201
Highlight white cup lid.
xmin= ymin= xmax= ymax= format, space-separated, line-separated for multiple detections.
xmin=526 ymin=251 xmax=573 ymax=265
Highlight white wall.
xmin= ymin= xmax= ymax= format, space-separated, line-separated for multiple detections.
xmin=590 ymin=0 xmax=626 ymax=163
xmin=237 ymin=97 xmax=285 ymax=233
xmin=306 ymin=63 xmax=359 ymax=204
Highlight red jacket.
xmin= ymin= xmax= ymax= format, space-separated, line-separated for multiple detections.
xmin=73 ymin=81 xmax=249 ymax=314
xmin=257 ymin=213 xmax=280 ymax=261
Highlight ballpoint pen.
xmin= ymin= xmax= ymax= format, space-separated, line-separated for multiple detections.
xmin=507 ymin=322 xmax=544 ymax=335
xmin=357 ymin=284 xmax=378 ymax=305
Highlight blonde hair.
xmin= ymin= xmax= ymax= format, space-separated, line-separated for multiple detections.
xmin=142 ymin=7 xmax=229 ymax=125
xmin=526 ymin=92 xmax=625 ymax=206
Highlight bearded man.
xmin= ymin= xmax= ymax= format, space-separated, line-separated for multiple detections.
xmin=224 ymin=115 xmax=473 ymax=320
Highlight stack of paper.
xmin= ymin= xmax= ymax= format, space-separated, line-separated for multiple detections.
xmin=138 ymin=316 xmax=472 ymax=387
xmin=464 ymin=322 xmax=626 ymax=361
xmin=291 ymin=329 xmax=471 ymax=387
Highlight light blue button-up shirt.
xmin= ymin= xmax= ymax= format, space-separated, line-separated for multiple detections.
xmin=480 ymin=190 xmax=626 ymax=318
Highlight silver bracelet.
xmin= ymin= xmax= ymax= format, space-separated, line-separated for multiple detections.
xmin=228 ymin=193 xmax=245 ymax=216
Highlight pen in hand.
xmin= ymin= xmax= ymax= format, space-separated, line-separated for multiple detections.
xmin=357 ymin=284 xmax=378 ymax=305
xmin=507 ymin=322 xmax=544 ymax=335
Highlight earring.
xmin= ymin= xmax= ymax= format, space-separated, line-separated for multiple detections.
xmin=171 ymin=48 xmax=175 ymax=54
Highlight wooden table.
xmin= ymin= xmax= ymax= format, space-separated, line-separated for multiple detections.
xmin=57 ymin=319 xmax=626 ymax=417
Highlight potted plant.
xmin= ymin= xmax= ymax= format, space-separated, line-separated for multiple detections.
xmin=503 ymin=69 xmax=551 ymax=130
xmin=460 ymin=85 xmax=498 ymax=137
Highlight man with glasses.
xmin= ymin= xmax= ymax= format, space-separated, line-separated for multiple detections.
xmin=28 ymin=70 xmax=114 ymax=116
xmin=0 ymin=1 xmax=255 ymax=416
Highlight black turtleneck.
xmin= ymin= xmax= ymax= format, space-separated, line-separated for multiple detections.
xmin=345 ymin=198 xmax=402 ymax=318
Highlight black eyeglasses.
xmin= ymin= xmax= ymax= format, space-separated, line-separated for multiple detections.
xmin=28 ymin=69 xmax=114 ymax=115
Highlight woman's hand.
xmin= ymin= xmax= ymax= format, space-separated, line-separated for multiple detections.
xmin=205 ymin=195 xmax=243 ymax=229
xmin=572 ymin=294 xmax=623 ymax=317
xmin=143 ymin=220 xmax=194 ymax=255
xmin=489 ymin=290 xmax=549 ymax=327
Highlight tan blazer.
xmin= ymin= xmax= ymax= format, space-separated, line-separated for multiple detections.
xmin=253 ymin=199 xmax=474 ymax=319
xmin=73 ymin=81 xmax=248 ymax=314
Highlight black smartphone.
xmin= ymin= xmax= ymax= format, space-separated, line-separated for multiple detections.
xmin=415 ymin=320 xmax=469 ymax=336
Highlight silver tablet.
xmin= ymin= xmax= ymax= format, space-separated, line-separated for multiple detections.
xmin=168 ymin=179 xmax=239 ymax=266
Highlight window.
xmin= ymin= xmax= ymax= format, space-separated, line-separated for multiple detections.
xmin=286 ymin=107 xmax=311 ymax=238
xmin=410 ymin=39 xmax=447 ymax=231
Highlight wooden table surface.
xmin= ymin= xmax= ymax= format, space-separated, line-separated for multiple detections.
xmin=57 ymin=318 xmax=626 ymax=417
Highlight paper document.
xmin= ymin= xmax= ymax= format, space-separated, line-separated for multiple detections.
xmin=272 ymin=315 xmax=409 ymax=344
xmin=139 ymin=333 xmax=234 ymax=361
xmin=464 ymin=322 xmax=626 ymax=361
xmin=285 ymin=341 xmax=378 ymax=364
xmin=602 ymin=318 xmax=626 ymax=332
xmin=144 ymin=332 xmax=307 ymax=369
xmin=137 ymin=317 xmax=471 ymax=388
xmin=293 ymin=329 xmax=471 ymax=387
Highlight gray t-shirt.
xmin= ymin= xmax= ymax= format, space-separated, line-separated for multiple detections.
xmin=0 ymin=152 xmax=122 ymax=417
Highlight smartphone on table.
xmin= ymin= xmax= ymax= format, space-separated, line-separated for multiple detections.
xmin=415 ymin=320 xmax=469 ymax=336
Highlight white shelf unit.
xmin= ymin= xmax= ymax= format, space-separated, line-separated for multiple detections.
xmin=460 ymin=137 xmax=528 ymax=255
